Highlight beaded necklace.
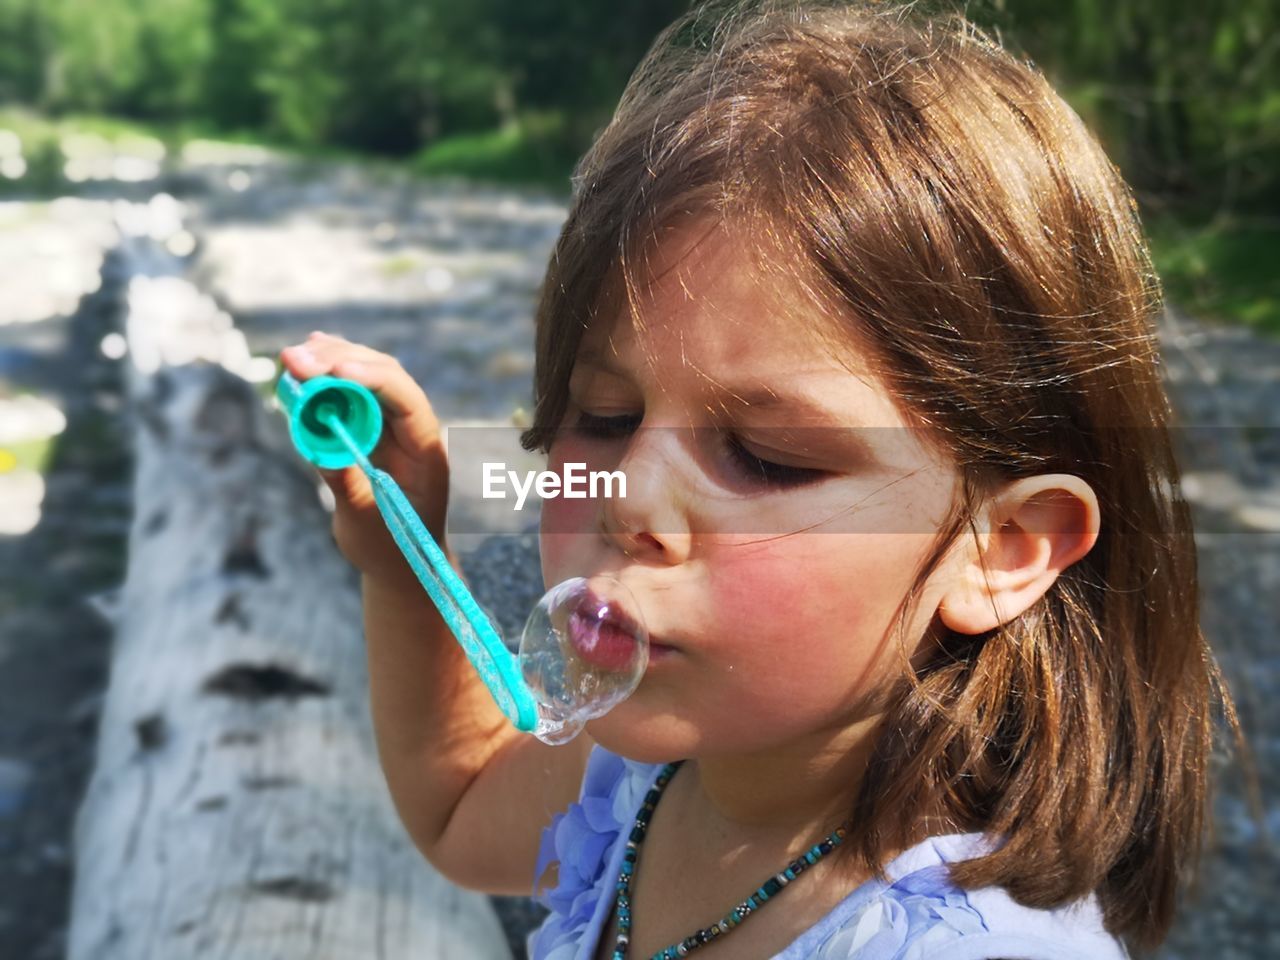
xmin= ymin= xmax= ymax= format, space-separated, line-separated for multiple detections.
xmin=610 ymin=760 xmax=850 ymax=960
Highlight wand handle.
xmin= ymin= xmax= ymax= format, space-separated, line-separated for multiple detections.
xmin=275 ymin=369 xmax=538 ymax=731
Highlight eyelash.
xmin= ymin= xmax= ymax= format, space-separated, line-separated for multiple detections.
xmin=572 ymin=411 xmax=824 ymax=487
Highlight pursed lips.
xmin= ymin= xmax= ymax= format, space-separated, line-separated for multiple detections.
xmin=565 ymin=591 xmax=641 ymax=671
xmin=565 ymin=589 xmax=679 ymax=668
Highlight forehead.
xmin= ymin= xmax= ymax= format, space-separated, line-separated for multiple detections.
xmin=578 ymin=219 xmax=908 ymax=428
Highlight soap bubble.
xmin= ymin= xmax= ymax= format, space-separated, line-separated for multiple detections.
xmin=519 ymin=575 xmax=648 ymax=744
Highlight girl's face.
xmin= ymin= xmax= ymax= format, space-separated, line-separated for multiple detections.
xmin=540 ymin=220 xmax=961 ymax=764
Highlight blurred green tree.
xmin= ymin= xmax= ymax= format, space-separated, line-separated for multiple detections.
xmin=0 ymin=0 xmax=50 ymax=104
xmin=972 ymin=0 xmax=1279 ymax=216
xmin=40 ymin=0 xmax=208 ymax=119
xmin=0 ymin=0 xmax=1273 ymax=217
xmin=204 ymin=0 xmax=279 ymax=131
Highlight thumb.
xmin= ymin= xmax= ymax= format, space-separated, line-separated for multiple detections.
xmin=316 ymin=464 xmax=367 ymax=507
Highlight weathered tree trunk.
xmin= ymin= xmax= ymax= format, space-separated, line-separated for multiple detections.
xmin=68 ymin=216 xmax=512 ymax=959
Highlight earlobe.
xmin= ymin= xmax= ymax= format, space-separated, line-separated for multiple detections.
xmin=936 ymin=475 xmax=1101 ymax=636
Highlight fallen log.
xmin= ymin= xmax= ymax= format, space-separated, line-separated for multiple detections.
xmin=67 ymin=213 xmax=513 ymax=959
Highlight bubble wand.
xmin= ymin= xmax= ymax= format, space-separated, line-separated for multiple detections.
xmin=274 ymin=369 xmax=648 ymax=745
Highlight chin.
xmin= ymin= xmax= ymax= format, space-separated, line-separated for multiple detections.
xmin=584 ymin=708 xmax=696 ymax=765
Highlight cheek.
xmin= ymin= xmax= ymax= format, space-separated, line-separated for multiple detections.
xmin=538 ymin=514 xmax=595 ymax=591
xmin=537 ymin=435 xmax=605 ymax=586
xmin=708 ymin=536 xmax=866 ymax=622
xmin=540 ymin=434 xmax=610 ymax=538
xmin=705 ymin=535 xmax=925 ymax=677
xmin=539 ymin=483 xmax=598 ymax=536
xmin=708 ymin=543 xmax=827 ymax=625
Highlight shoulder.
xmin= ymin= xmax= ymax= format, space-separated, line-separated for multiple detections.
xmin=528 ymin=744 xmax=666 ymax=960
xmin=793 ymin=834 xmax=1130 ymax=960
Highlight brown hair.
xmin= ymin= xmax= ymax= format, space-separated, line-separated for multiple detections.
xmin=518 ymin=0 xmax=1238 ymax=949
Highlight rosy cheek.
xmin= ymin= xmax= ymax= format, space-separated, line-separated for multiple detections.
xmin=539 ymin=500 xmax=598 ymax=588
xmin=538 ymin=439 xmax=604 ymax=588
xmin=538 ymin=528 xmax=568 ymax=588
xmin=539 ymin=432 xmax=615 ymax=553
xmin=539 ymin=484 xmax=597 ymax=534
xmin=706 ymin=540 xmax=828 ymax=633
xmin=704 ymin=536 xmax=880 ymax=650
xmin=715 ymin=558 xmax=788 ymax=612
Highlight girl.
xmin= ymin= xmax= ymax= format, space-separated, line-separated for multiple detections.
xmin=279 ymin=1 xmax=1236 ymax=957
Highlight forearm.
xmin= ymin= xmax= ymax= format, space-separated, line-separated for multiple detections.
xmin=361 ymin=562 xmax=520 ymax=858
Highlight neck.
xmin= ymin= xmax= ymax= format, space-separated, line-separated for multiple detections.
xmin=680 ymin=714 xmax=882 ymax=847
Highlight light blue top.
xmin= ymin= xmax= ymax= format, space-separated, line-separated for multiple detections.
xmin=528 ymin=745 xmax=1131 ymax=960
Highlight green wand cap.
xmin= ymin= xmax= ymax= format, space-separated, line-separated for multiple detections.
xmin=275 ymin=370 xmax=383 ymax=469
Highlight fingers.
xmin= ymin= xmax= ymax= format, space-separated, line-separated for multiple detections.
xmin=316 ymin=462 xmax=367 ymax=505
xmin=280 ymin=332 xmax=383 ymax=382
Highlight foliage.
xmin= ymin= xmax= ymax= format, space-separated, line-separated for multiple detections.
xmin=0 ymin=0 xmax=1274 ymax=327
xmin=0 ymin=1 xmax=1270 ymax=206
xmin=413 ymin=111 xmax=579 ymax=193
xmin=2 ymin=0 xmax=691 ymax=156
xmin=967 ymin=0 xmax=1279 ymax=217
xmin=1148 ymin=215 xmax=1280 ymax=335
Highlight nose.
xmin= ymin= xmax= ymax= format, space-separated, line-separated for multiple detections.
xmin=598 ymin=427 xmax=692 ymax=565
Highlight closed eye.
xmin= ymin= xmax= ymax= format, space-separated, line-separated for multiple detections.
xmin=724 ymin=437 xmax=825 ymax=487
xmin=572 ymin=411 xmax=826 ymax=488
xmin=573 ymin=410 xmax=642 ymax=440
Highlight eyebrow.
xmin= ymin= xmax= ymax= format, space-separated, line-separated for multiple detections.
xmin=573 ymin=349 xmax=852 ymax=425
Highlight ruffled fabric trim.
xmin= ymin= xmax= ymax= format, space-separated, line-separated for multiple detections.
xmin=810 ymin=860 xmax=988 ymax=959
xmin=526 ymin=748 xmax=1117 ymax=960
xmin=527 ymin=748 xmax=661 ymax=960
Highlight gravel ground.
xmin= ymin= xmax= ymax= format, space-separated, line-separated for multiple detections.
xmin=1152 ymin=309 xmax=1280 ymax=960
xmin=0 ymin=148 xmax=1274 ymax=958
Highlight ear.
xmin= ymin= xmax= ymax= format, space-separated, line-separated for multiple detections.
xmin=937 ymin=474 xmax=1101 ymax=636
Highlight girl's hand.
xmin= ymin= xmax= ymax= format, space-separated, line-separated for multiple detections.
xmin=279 ymin=332 xmax=450 ymax=590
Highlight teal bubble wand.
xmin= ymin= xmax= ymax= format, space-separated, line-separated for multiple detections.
xmin=274 ymin=369 xmax=648 ymax=744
